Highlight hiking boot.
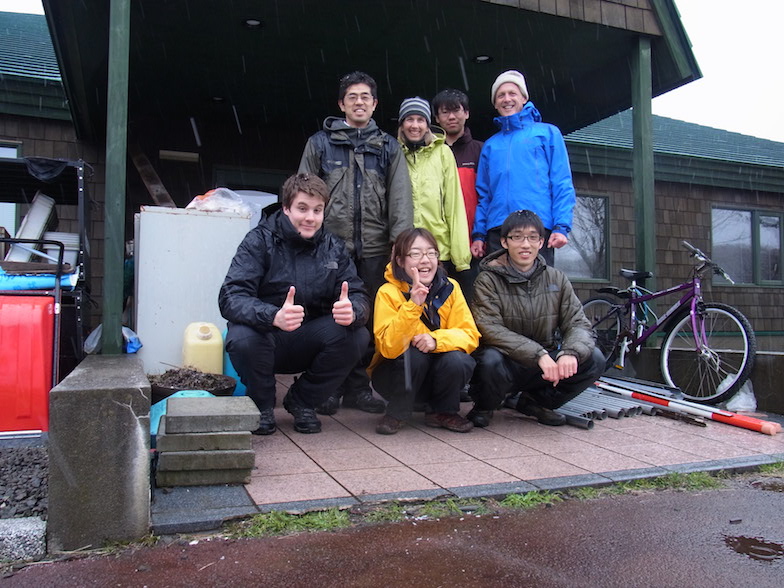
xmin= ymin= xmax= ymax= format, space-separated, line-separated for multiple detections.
xmin=504 ymin=391 xmax=522 ymax=410
xmin=283 ymin=394 xmax=322 ymax=434
xmin=316 ymin=395 xmax=340 ymax=416
xmin=251 ymin=407 xmax=277 ymax=435
xmin=424 ymin=412 xmax=474 ymax=433
xmin=375 ymin=414 xmax=404 ymax=435
xmin=517 ymin=401 xmax=566 ymax=426
xmin=342 ymin=389 xmax=385 ymax=413
xmin=466 ymin=408 xmax=493 ymax=428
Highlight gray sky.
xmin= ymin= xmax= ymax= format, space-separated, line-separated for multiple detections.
xmin=3 ymin=0 xmax=783 ymax=143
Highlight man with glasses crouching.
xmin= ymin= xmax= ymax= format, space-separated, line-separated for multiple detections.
xmin=467 ymin=210 xmax=604 ymax=428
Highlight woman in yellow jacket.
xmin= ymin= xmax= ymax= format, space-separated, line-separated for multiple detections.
xmin=398 ymin=97 xmax=472 ymax=276
xmin=370 ymin=228 xmax=479 ymax=434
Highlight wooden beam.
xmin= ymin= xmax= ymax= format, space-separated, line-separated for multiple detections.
xmin=129 ymin=143 xmax=177 ymax=208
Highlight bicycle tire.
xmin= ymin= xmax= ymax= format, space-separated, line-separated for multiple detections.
xmin=660 ymin=303 xmax=756 ymax=405
xmin=583 ymin=296 xmax=622 ymax=370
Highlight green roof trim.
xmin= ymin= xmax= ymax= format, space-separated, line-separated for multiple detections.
xmin=566 ymin=111 xmax=784 ymax=193
xmin=0 ymin=11 xmax=69 ymax=121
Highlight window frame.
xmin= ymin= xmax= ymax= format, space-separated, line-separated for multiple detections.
xmin=711 ymin=205 xmax=783 ymax=287
xmin=555 ymin=193 xmax=610 ymax=283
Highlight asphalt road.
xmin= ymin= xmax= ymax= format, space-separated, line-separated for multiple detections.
xmin=4 ymin=474 xmax=783 ymax=587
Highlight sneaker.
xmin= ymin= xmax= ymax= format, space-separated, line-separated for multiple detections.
xmin=375 ymin=414 xmax=404 ymax=435
xmin=459 ymin=384 xmax=472 ymax=403
xmin=283 ymin=394 xmax=322 ymax=434
xmin=342 ymin=389 xmax=386 ymax=413
xmin=517 ymin=401 xmax=566 ymax=426
xmin=466 ymin=408 xmax=493 ymax=428
xmin=251 ymin=407 xmax=276 ymax=435
xmin=316 ymin=395 xmax=340 ymax=416
xmin=424 ymin=412 xmax=474 ymax=433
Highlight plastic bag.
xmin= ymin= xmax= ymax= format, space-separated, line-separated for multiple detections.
xmin=723 ymin=380 xmax=757 ymax=412
xmin=185 ymin=187 xmax=251 ymax=216
xmin=84 ymin=324 xmax=143 ymax=354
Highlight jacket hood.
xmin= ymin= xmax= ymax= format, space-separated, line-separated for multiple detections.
xmin=323 ymin=115 xmax=380 ymax=136
xmin=493 ymin=101 xmax=542 ymax=132
xmin=479 ymin=248 xmax=547 ymax=283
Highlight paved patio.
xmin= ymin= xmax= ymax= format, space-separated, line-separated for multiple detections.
xmin=151 ymin=375 xmax=784 ymax=534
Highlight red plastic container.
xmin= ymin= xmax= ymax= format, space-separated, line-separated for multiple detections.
xmin=0 ymin=295 xmax=54 ymax=433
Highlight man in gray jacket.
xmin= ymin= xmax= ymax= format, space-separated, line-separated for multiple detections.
xmin=467 ymin=210 xmax=604 ymax=427
xmin=299 ymin=71 xmax=413 ymax=414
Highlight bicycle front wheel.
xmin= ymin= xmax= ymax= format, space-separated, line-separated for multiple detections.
xmin=583 ymin=296 xmax=622 ymax=370
xmin=660 ymin=303 xmax=756 ymax=404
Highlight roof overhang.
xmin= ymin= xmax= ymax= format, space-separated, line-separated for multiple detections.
xmin=41 ymin=0 xmax=700 ymax=147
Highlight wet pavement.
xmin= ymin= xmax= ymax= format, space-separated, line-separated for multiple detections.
xmin=150 ymin=375 xmax=784 ymax=534
xmin=6 ymin=476 xmax=783 ymax=587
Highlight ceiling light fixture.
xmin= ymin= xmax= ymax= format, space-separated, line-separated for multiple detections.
xmin=473 ymin=55 xmax=493 ymax=64
xmin=244 ymin=18 xmax=263 ymax=29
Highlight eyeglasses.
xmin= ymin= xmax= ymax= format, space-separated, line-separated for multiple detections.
xmin=407 ymin=249 xmax=439 ymax=260
xmin=505 ymin=233 xmax=542 ymax=243
xmin=343 ymin=92 xmax=373 ymax=104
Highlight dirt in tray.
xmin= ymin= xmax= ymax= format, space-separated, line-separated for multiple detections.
xmin=147 ymin=368 xmax=231 ymax=390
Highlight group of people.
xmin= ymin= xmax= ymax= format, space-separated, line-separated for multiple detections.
xmin=219 ymin=69 xmax=603 ymax=436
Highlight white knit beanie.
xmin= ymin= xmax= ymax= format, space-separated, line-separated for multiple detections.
xmin=491 ymin=70 xmax=529 ymax=104
xmin=398 ymin=97 xmax=431 ymax=125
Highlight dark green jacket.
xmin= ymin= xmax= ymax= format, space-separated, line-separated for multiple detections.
xmin=298 ymin=117 xmax=413 ymax=260
xmin=472 ymin=250 xmax=595 ymax=368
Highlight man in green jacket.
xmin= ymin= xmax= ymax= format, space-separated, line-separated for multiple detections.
xmin=467 ymin=210 xmax=604 ymax=427
xmin=299 ymin=71 xmax=413 ymax=415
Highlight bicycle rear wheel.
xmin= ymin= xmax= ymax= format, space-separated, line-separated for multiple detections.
xmin=583 ymin=297 xmax=622 ymax=370
xmin=660 ymin=303 xmax=756 ymax=404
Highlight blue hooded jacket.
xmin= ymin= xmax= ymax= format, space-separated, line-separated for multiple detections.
xmin=473 ymin=101 xmax=575 ymax=239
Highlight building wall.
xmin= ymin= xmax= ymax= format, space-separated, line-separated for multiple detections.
xmin=571 ymin=172 xmax=784 ymax=351
xmin=0 ymin=113 xmax=105 ymax=328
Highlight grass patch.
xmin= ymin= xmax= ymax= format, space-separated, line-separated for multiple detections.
xmin=500 ymin=491 xmax=562 ymax=509
xmin=618 ymin=472 xmax=723 ymax=491
xmin=758 ymin=461 xmax=784 ymax=476
xmin=411 ymin=498 xmax=491 ymax=519
xmin=230 ymin=508 xmax=351 ymax=538
xmin=364 ymin=502 xmax=406 ymax=523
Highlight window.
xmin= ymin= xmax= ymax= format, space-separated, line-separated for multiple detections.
xmin=554 ymin=195 xmax=608 ymax=280
xmin=711 ymin=207 xmax=782 ymax=285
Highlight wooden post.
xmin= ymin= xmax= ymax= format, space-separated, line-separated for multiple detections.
xmin=102 ymin=0 xmax=131 ymax=355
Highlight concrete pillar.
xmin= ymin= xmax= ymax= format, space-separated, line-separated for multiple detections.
xmin=47 ymin=355 xmax=150 ymax=552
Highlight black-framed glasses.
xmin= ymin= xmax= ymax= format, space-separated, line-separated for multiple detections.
xmin=407 ymin=249 xmax=439 ymax=260
xmin=505 ymin=233 xmax=542 ymax=243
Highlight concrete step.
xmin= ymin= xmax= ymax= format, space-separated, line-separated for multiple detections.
xmin=156 ymin=468 xmax=253 ymax=487
xmin=164 ymin=396 xmax=260 ymax=433
xmin=156 ymin=417 xmax=252 ymax=452
xmin=157 ymin=449 xmax=255 ymax=472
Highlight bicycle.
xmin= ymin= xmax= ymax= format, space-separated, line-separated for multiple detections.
xmin=582 ymin=241 xmax=756 ymax=405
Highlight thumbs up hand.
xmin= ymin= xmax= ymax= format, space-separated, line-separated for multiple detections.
xmin=273 ymin=286 xmax=305 ymax=331
xmin=332 ymin=281 xmax=355 ymax=326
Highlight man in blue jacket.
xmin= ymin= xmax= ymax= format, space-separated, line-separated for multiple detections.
xmin=470 ymin=70 xmax=576 ymax=266
xmin=219 ymin=174 xmax=370 ymax=435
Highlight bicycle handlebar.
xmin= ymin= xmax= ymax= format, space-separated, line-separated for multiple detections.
xmin=681 ymin=240 xmax=735 ymax=285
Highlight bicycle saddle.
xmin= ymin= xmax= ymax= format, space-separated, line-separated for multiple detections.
xmin=619 ymin=269 xmax=653 ymax=281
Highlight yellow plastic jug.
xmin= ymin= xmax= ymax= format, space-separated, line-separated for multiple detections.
xmin=182 ymin=322 xmax=223 ymax=374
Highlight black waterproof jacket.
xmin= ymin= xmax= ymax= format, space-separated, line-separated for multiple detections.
xmin=218 ymin=209 xmax=370 ymax=331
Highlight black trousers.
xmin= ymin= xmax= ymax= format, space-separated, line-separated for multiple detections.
xmin=486 ymin=227 xmax=554 ymax=266
xmin=472 ymin=346 xmax=605 ymax=411
xmin=371 ymin=348 xmax=475 ymax=420
xmin=339 ymin=254 xmax=388 ymax=398
xmin=225 ymin=317 xmax=370 ymax=411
